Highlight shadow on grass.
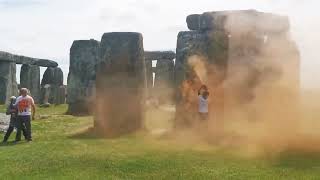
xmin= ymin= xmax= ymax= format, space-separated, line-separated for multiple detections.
xmin=69 ymin=127 xmax=105 ymax=139
xmin=274 ymin=150 xmax=320 ymax=169
xmin=0 ymin=140 xmax=29 ymax=147
xmin=69 ymin=126 xmax=151 ymax=141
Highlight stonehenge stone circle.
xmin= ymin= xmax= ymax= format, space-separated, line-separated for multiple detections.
xmin=175 ymin=9 xmax=299 ymax=128
xmin=95 ymin=32 xmax=145 ymax=136
xmin=0 ymin=50 xmax=60 ymax=104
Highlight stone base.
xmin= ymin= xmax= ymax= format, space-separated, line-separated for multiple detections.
xmin=67 ymin=102 xmax=92 ymax=116
xmin=94 ymin=88 xmax=143 ymax=137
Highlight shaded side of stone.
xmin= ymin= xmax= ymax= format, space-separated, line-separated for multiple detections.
xmin=0 ymin=62 xmax=18 ymax=104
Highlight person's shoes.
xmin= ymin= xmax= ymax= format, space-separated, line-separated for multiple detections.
xmin=26 ymin=139 xmax=32 ymax=143
xmin=1 ymin=140 xmax=8 ymax=145
xmin=13 ymin=140 xmax=21 ymax=144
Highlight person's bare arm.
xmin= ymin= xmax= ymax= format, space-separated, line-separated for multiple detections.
xmin=31 ymin=98 xmax=36 ymax=120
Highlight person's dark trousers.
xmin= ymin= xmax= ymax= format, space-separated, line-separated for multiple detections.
xmin=3 ymin=122 xmax=27 ymax=142
xmin=3 ymin=126 xmax=14 ymax=142
xmin=15 ymin=116 xmax=32 ymax=141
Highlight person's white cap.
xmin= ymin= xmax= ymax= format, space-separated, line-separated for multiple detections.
xmin=10 ymin=96 xmax=16 ymax=100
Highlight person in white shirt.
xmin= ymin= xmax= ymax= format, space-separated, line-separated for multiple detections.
xmin=14 ymin=88 xmax=36 ymax=142
xmin=198 ymin=87 xmax=209 ymax=121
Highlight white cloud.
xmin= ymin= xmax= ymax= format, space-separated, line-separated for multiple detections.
xmin=0 ymin=0 xmax=319 ymax=88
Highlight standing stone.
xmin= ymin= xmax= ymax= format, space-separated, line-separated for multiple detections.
xmin=54 ymin=85 xmax=66 ymax=105
xmin=41 ymin=67 xmax=63 ymax=86
xmin=40 ymin=67 xmax=64 ymax=104
xmin=154 ymin=59 xmax=174 ymax=104
xmin=95 ymin=32 xmax=145 ymax=136
xmin=0 ymin=62 xmax=18 ymax=104
xmin=174 ymin=30 xmax=228 ymax=128
xmin=41 ymin=67 xmax=55 ymax=86
xmin=67 ymin=39 xmax=99 ymax=114
xmin=20 ymin=64 xmax=40 ymax=103
xmin=154 ymin=59 xmax=174 ymax=88
xmin=174 ymin=31 xmax=209 ymax=128
xmin=175 ymin=31 xmax=209 ymax=89
xmin=41 ymin=84 xmax=51 ymax=105
xmin=53 ymin=67 xmax=63 ymax=86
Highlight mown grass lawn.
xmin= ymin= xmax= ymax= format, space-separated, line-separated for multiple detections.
xmin=1 ymin=104 xmax=320 ymax=179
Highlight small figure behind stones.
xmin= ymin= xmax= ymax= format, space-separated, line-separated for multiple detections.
xmin=198 ymin=85 xmax=210 ymax=121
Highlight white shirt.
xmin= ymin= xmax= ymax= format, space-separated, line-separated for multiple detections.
xmin=198 ymin=95 xmax=208 ymax=113
xmin=14 ymin=95 xmax=35 ymax=116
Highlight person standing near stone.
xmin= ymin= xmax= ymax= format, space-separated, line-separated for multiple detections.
xmin=198 ymin=85 xmax=209 ymax=121
xmin=14 ymin=88 xmax=36 ymax=142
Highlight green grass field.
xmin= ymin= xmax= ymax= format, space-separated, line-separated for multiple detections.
xmin=1 ymin=104 xmax=320 ymax=179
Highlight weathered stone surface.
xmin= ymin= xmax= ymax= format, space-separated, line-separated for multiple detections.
xmin=41 ymin=67 xmax=54 ymax=85
xmin=40 ymin=67 xmax=64 ymax=104
xmin=40 ymin=84 xmax=65 ymax=105
xmin=20 ymin=64 xmax=41 ymax=103
xmin=145 ymin=51 xmax=176 ymax=60
xmin=175 ymin=31 xmax=209 ymax=88
xmin=53 ymin=67 xmax=63 ymax=86
xmin=174 ymin=29 xmax=229 ymax=128
xmin=95 ymin=32 xmax=145 ymax=136
xmin=0 ymin=51 xmax=58 ymax=67
xmin=0 ymin=62 xmax=18 ymax=104
xmin=154 ymin=59 xmax=174 ymax=88
xmin=154 ymin=59 xmax=175 ymax=104
xmin=54 ymin=85 xmax=66 ymax=105
xmin=41 ymin=67 xmax=63 ymax=86
xmin=186 ymin=14 xmax=201 ymax=31
xmin=175 ymin=30 xmax=228 ymax=87
xmin=186 ymin=10 xmax=289 ymax=34
xmin=67 ymin=39 xmax=99 ymax=114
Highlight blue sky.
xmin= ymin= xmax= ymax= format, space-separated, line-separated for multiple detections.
xmin=0 ymin=0 xmax=319 ymax=89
